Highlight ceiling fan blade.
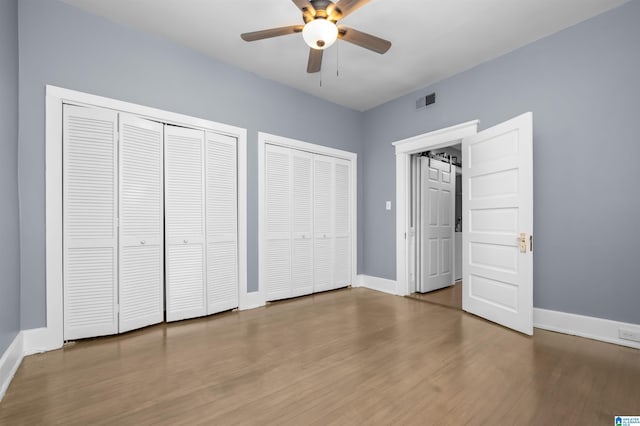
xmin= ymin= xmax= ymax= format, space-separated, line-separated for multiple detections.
xmin=328 ymin=0 xmax=370 ymax=20
xmin=291 ymin=0 xmax=316 ymax=18
xmin=241 ymin=25 xmax=304 ymax=42
xmin=307 ymin=48 xmax=323 ymax=73
xmin=338 ymin=26 xmax=391 ymax=54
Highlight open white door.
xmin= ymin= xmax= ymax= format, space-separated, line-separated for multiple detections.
xmin=462 ymin=112 xmax=533 ymax=335
xmin=418 ymin=158 xmax=455 ymax=293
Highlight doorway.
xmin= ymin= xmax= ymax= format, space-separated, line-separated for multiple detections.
xmin=409 ymin=146 xmax=462 ymax=310
xmin=393 ymin=113 xmax=534 ymax=335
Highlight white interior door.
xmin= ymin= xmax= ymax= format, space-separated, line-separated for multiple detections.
xmin=419 ymin=158 xmax=455 ymax=293
xmin=264 ymin=144 xmax=292 ymax=301
xmin=462 ymin=112 xmax=533 ymax=335
xmin=291 ymin=149 xmax=314 ymax=298
xmin=164 ymin=125 xmax=206 ymax=322
xmin=313 ymin=154 xmax=334 ymax=293
xmin=118 ymin=114 xmax=165 ymax=333
xmin=333 ymin=158 xmax=352 ymax=289
xmin=63 ymin=105 xmax=119 ymax=340
xmin=205 ymin=131 xmax=239 ymax=314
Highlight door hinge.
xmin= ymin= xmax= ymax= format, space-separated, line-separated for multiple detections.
xmin=530 ymin=235 xmax=533 ymax=252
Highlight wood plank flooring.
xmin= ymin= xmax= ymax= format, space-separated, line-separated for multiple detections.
xmin=1 ymin=288 xmax=639 ymax=425
xmin=408 ymin=281 xmax=462 ymax=310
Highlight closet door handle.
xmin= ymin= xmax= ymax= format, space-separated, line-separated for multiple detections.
xmin=140 ymin=240 xmax=146 ymax=245
xmin=183 ymin=239 xmax=189 ymax=244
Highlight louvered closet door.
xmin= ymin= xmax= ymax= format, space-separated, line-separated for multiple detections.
xmin=264 ymin=144 xmax=292 ymax=301
xmin=333 ymin=158 xmax=352 ymax=289
xmin=291 ymin=150 xmax=314 ymax=298
xmin=63 ymin=105 xmax=118 ymax=340
xmin=165 ymin=125 xmax=206 ymax=321
xmin=313 ymin=154 xmax=334 ymax=293
xmin=118 ymin=114 xmax=164 ymax=333
xmin=206 ymin=131 xmax=239 ymax=314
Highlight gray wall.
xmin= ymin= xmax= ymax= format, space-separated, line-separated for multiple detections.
xmin=362 ymin=0 xmax=640 ymax=324
xmin=18 ymin=0 xmax=364 ymax=329
xmin=0 ymin=0 xmax=22 ymax=354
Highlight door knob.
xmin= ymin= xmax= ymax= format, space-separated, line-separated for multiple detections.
xmin=184 ymin=239 xmax=189 ymax=244
xmin=519 ymin=233 xmax=527 ymax=253
xmin=140 ymin=240 xmax=146 ymax=245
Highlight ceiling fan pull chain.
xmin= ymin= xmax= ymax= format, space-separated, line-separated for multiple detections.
xmin=337 ymin=40 xmax=340 ymax=77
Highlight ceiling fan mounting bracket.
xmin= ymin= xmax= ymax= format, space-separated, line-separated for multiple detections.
xmin=303 ymin=1 xmax=337 ymax=23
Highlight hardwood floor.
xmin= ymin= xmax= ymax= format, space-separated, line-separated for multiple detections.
xmin=1 ymin=288 xmax=639 ymax=425
xmin=408 ymin=281 xmax=462 ymax=310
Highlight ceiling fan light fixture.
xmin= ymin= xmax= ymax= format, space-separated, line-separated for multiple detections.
xmin=302 ymin=18 xmax=338 ymax=50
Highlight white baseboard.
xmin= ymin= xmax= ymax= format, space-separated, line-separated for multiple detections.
xmin=23 ymin=327 xmax=62 ymax=356
xmin=0 ymin=332 xmax=24 ymax=401
xmin=239 ymin=291 xmax=266 ymax=311
xmin=534 ymin=308 xmax=640 ymax=350
xmin=357 ymin=275 xmax=398 ymax=295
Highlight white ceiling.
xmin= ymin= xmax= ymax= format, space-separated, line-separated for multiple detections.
xmin=60 ymin=0 xmax=627 ymax=111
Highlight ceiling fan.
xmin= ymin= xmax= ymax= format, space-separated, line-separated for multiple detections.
xmin=241 ymin=0 xmax=392 ymax=73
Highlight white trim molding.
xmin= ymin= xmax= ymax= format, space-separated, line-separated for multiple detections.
xmin=239 ymin=291 xmax=266 ymax=311
xmin=357 ymin=275 xmax=398 ymax=296
xmin=534 ymin=308 xmax=640 ymax=350
xmin=0 ymin=332 xmax=24 ymax=401
xmin=41 ymin=85 xmax=248 ymax=352
xmin=392 ymin=120 xmax=479 ymax=297
xmin=257 ymin=132 xmax=358 ymax=302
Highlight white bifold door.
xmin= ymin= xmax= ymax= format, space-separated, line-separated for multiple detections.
xmin=118 ymin=114 xmax=165 ymax=333
xmin=418 ymin=158 xmax=455 ymax=293
xmin=63 ymin=107 xmax=165 ymax=340
xmin=314 ymin=155 xmax=352 ymax=292
xmin=63 ymin=105 xmax=119 ymax=340
xmin=164 ymin=126 xmax=239 ymax=322
xmin=264 ymin=145 xmax=315 ymax=301
xmin=264 ymin=145 xmax=352 ymax=301
xmin=164 ymin=125 xmax=207 ymax=322
xmin=205 ymin=132 xmax=239 ymax=314
xmin=63 ymin=105 xmax=240 ymax=339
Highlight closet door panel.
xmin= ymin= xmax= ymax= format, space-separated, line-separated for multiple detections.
xmin=333 ymin=159 xmax=352 ymax=288
xmin=291 ymin=150 xmax=314 ymax=297
xmin=118 ymin=114 xmax=164 ymax=333
xmin=313 ymin=155 xmax=334 ymax=293
xmin=206 ymin=132 xmax=239 ymax=314
xmin=264 ymin=144 xmax=292 ymax=301
xmin=63 ymin=105 xmax=119 ymax=340
xmin=165 ymin=125 xmax=206 ymax=321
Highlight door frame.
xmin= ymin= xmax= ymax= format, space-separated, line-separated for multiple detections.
xmin=39 ymin=85 xmax=248 ymax=352
xmin=392 ymin=120 xmax=479 ymax=296
xmin=257 ymin=132 xmax=358 ymax=304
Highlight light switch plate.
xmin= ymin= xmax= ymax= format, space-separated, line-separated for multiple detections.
xmin=386 ymin=201 xmax=392 ymax=210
